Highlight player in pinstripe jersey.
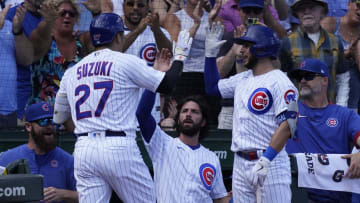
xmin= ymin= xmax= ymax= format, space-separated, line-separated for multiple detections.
xmin=204 ymin=23 xmax=298 ymax=203
xmin=121 ymin=0 xmax=172 ymax=123
xmin=136 ymin=90 xmax=228 ymax=202
xmin=53 ymin=13 xmax=189 ymax=203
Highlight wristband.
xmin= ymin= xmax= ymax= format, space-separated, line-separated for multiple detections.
xmin=263 ymin=146 xmax=278 ymax=161
xmin=12 ymin=28 xmax=23 ymax=36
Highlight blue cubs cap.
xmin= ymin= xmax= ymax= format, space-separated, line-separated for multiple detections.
xmin=239 ymin=0 xmax=264 ymax=8
xmin=289 ymin=58 xmax=330 ymax=79
xmin=25 ymin=102 xmax=54 ymax=122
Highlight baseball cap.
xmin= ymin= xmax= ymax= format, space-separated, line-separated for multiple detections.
xmin=25 ymin=102 xmax=54 ymax=122
xmin=289 ymin=58 xmax=329 ymax=79
xmin=291 ymin=0 xmax=328 ymax=17
xmin=239 ymin=0 xmax=264 ymax=8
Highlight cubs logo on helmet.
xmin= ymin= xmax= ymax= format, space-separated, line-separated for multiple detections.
xmin=248 ymin=88 xmax=273 ymax=115
xmin=140 ymin=43 xmax=157 ymax=66
xmin=326 ymin=118 xmax=338 ymax=127
xmin=42 ymin=103 xmax=50 ymax=111
xmin=284 ymin=89 xmax=296 ymax=104
xmin=199 ymin=163 xmax=216 ymax=190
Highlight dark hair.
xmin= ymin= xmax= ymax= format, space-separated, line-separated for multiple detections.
xmin=174 ymin=95 xmax=209 ymax=141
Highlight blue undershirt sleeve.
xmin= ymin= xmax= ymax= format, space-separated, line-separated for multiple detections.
xmin=136 ymin=90 xmax=157 ymax=143
xmin=204 ymin=57 xmax=222 ymax=98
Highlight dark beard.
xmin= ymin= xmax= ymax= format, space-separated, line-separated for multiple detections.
xmin=178 ymin=121 xmax=202 ymax=137
xmin=245 ymin=55 xmax=258 ymax=69
xmin=31 ymin=128 xmax=56 ymax=153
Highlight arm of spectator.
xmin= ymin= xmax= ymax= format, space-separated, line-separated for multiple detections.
xmin=121 ymin=13 xmax=151 ymax=52
xmin=208 ymin=0 xmax=222 ymax=25
xmin=13 ymin=5 xmax=34 ymax=66
xmin=321 ymin=16 xmax=337 ymax=33
xmin=335 ymin=39 xmax=349 ymax=107
xmin=0 ymin=4 xmax=11 ymax=30
xmin=162 ymin=13 xmax=181 ymax=41
xmin=189 ymin=1 xmax=201 ymax=38
xmin=81 ymin=0 xmax=101 ymax=16
xmin=100 ymin=0 xmax=114 ymax=13
xmin=150 ymin=13 xmax=173 ymax=54
xmin=216 ymin=25 xmax=246 ymax=78
xmin=29 ymin=2 xmax=58 ymax=62
xmin=43 ymin=187 xmax=78 ymax=203
xmin=272 ymin=0 xmax=288 ymax=21
xmin=166 ymin=0 xmax=182 ymax=14
xmin=263 ymin=1 xmax=287 ymax=38
xmin=152 ymin=0 xmax=171 ymax=26
xmin=341 ymin=152 xmax=360 ymax=179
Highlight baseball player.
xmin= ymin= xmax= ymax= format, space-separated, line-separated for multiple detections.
xmin=136 ymin=89 xmax=228 ymax=202
xmin=121 ymin=0 xmax=172 ymax=123
xmin=204 ymin=22 xmax=298 ymax=202
xmin=285 ymin=58 xmax=360 ymax=203
xmin=53 ymin=13 xmax=190 ymax=203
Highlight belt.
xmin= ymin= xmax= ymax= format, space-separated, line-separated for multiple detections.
xmin=76 ymin=131 xmax=126 ymax=137
xmin=236 ymin=150 xmax=264 ymax=161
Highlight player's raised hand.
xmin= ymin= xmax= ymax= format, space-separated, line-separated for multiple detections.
xmin=250 ymin=156 xmax=270 ymax=187
xmin=173 ymin=29 xmax=193 ymax=61
xmin=0 ymin=4 xmax=11 ymax=30
xmin=342 ymin=152 xmax=360 ymax=178
xmin=154 ymin=48 xmax=172 ymax=72
xmin=205 ymin=21 xmax=226 ymax=57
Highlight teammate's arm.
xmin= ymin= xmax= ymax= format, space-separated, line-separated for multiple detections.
xmin=136 ymin=90 xmax=157 ymax=143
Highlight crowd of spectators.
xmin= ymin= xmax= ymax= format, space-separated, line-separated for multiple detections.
xmin=1 ymin=0 xmax=360 ymax=202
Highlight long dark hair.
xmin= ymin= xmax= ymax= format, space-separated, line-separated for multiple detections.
xmin=174 ymin=95 xmax=209 ymax=141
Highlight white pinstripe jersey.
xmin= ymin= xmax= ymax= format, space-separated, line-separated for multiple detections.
xmin=145 ymin=126 xmax=228 ymax=202
xmin=58 ymin=49 xmax=165 ymax=137
xmin=124 ymin=26 xmax=171 ymax=123
xmin=218 ymin=69 xmax=298 ymax=152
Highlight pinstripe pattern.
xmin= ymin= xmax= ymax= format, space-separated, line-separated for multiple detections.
xmin=144 ymin=126 xmax=228 ymax=202
xmin=58 ymin=49 xmax=165 ymax=135
xmin=74 ymin=136 xmax=156 ymax=202
xmin=124 ymin=26 xmax=171 ymax=123
xmin=218 ymin=69 xmax=298 ymax=151
xmin=174 ymin=9 xmax=208 ymax=72
xmin=218 ymin=69 xmax=296 ymax=203
xmin=57 ymin=48 xmax=167 ymax=202
xmin=232 ymin=149 xmax=291 ymax=203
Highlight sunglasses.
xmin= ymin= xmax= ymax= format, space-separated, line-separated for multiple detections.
xmin=35 ymin=118 xmax=54 ymax=127
xmin=59 ymin=9 xmax=77 ymax=18
xmin=295 ymin=73 xmax=322 ymax=82
xmin=242 ymin=7 xmax=263 ymax=15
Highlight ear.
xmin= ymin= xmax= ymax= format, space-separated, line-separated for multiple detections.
xmin=322 ymin=77 xmax=328 ymax=87
xmin=201 ymin=119 xmax=206 ymax=127
xmin=25 ymin=122 xmax=32 ymax=133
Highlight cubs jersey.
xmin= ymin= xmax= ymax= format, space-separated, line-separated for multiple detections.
xmin=57 ymin=49 xmax=165 ymax=137
xmin=124 ymin=26 xmax=171 ymax=123
xmin=218 ymin=69 xmax=298 ymax=151
xmin=145 ymin=126 xmax=228 ymax=203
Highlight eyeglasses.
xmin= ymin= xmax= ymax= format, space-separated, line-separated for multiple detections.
xmin=35 ymin=118 xmax=54 ymax=127
xmin=59 ymin=9 xmax=77 ymax=18
xmin=295 ymin=73 xmax=322 ymax=82
xmin=242 ymin=7 xmax=263 ymax=15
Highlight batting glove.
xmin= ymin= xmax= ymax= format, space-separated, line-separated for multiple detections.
xmin=173 ymin=30 xmax=193 ymax=62
xmin=250 ymin=156 xmax=271 ymax=187
xmin=205 ymin=21 xmax=226 ymax=57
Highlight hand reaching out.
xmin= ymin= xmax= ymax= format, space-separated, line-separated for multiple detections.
xmin=154 ymin=48 xmax=172 ymax=72
xmin=12 ymin=5 xmax=26 ymax=34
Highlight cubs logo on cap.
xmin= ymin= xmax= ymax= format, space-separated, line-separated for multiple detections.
xmin=284 ymin=89 xmax=296 ymax=104
xmin=199 ymin=163 xmax=216 ymax=190
xmin=248 ymin=88 xmax=273 ymax=114
xmin=140 ymin=43 xmax=157 ymax=66
xmin=326 ymin=118 xmax=338 ymax=127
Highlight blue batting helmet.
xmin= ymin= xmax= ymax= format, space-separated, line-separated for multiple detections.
xmin=90 ymin=13 xmax=125 ymax=46
xmin=234 ymin=25 xmax=280 ymax=59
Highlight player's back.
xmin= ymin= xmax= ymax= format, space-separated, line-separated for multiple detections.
xmin=60 ymin=49 xmax=165 ymax=137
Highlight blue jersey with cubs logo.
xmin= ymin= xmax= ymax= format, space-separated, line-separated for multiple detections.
xmin=218 ymin=69 xmax=298 ymax=152
xmin=286 ymin=102 xmax=360 ymax=202
xmin=144 ymin=126 xmax=228 ymax=203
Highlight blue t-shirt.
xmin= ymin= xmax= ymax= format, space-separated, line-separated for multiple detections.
xmin=0 ymin=20 xmax=17 ymax=115
xmin=0 ymin=144 xmax=76 ymax=202
xmin=286 ymin=102 xmax=360 ymax=203
xmin=6 ymin=4 xmax=43 ymax=119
